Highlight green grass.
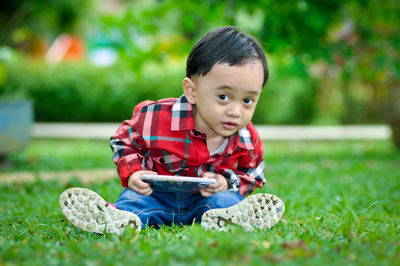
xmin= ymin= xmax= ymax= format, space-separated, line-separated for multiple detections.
xmin=1 ymin=139 xmax=399 ymax=265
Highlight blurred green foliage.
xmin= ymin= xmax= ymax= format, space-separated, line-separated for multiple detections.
xmin=0 ymin=0 xmax=399 ymax=125
xmin=0 ymin=0 xmax=91 ymax=44
xmin=1 ymin=59 xmax=184 ymax=122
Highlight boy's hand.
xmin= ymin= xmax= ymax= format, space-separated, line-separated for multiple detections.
xmin=200 ymin=172 xmax=228 ymax=198
xmin=127 ymin=170 xmax=157 ymax=196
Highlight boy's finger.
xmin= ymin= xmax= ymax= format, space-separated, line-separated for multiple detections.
xmin=209 ymin=179 xmax=225 ymax=189
xmin=136 ymin=186 xmax=152 ymax=196
xmin=208 ymin=182 xmax=218 ymax=189
xmin=143 ymin=187 xmax=153 ymax=196
xmin=200 ymin=189 xmax=211 ymax=198
xmin=134 ymin=178 xmax=151 ymax=189
xmin=204 ymin=186 xmax=221 ymax=194
xmin=202 ymin=172 xmax=215 ymax=178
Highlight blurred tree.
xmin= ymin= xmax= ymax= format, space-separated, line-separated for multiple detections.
xmin=324 ymin=0 xmax=399 ymax=123
xmin=92 ymin=0 xmax=234 ymax=72
xmin=330 ymin=0 xmax=400 ymax=147
xmin=0 ymin=0 xmax=92 ymax=52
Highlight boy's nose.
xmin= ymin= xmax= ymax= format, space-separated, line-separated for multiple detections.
xmin=227 ymin=104 xmax=241 ymax=117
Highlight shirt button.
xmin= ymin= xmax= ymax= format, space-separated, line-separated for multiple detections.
xmin=159 ymin=158 xmax=165 ymax=164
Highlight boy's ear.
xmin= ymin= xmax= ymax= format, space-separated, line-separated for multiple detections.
xmin=182 ymin=77 xmax=196 ymax=104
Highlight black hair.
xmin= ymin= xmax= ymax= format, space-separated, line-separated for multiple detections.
xmin=186 ymin=26 xmax=268 ymax=87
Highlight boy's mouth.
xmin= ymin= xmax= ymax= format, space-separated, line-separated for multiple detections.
xmin=222 ymin=122 xmax=238 ymax=130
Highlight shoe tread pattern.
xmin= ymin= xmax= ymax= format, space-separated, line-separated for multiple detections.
xmin=201 ymin=193 xmax=285 ymax=231
xmin=59 ymin=188 xmax=141 ymax=235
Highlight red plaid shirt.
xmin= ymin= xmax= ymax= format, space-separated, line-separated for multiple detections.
xmin=110 ymin=95 xmax=265 ymax=196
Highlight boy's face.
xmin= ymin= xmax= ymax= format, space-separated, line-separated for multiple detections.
xmin=183 ymin=60 xmax=264 ymax=138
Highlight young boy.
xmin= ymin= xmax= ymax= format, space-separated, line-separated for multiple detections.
xmin=59 ymin=26 xmax=284 ymax=235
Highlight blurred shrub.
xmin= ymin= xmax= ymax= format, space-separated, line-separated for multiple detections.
xmin=1 ymin=59 xmax=183 ymax=122
xmin=253 ymin=56 xmax=317 ymax=124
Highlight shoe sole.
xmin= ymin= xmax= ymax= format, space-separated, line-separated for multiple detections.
xmin=201 ymin=193 xmax=285 ymax=231
xmin=59 ymin=187 xmax=141 ymax=235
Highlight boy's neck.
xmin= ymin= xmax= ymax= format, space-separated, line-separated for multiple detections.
xmin=206 ymin=135 xmax=227 ymax=154
xmin=191 ymin=105 xmax=227 ymax=153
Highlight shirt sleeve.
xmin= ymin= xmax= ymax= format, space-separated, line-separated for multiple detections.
xmin=110 ymin=101 xmax=153 ymax=187
xmin=220 ymin=129 xmax=266 ymax=197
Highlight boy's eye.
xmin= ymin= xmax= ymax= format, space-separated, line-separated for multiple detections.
xmin=243 ymin=98 xmax=254 ymax=104
xmin=219 ymin=95 xmax=229 ymax=102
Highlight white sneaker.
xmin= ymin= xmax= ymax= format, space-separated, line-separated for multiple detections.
xmin=201 ymin=193 xmax=285 ymax=231
xmin=59 ymin=187 xmax=141 ymax=235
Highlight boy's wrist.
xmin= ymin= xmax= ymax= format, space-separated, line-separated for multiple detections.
xmin=117 ymin=159 xmax=143 ymax=187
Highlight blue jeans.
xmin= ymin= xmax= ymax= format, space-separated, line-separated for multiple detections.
xmin=114 ymin=188 xmax=244 ymax=229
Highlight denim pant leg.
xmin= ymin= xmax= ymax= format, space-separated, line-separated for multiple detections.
xmin=114 ymin=188 xmax=179 ymax=229
xmin=181 ymin=190 xmax=244 ymax=225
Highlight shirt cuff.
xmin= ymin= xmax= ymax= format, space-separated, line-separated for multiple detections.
xmin=117 ymin=158 xmax=143 ymax=187
xmin=220 ymin=169 xmax=241 ymax=192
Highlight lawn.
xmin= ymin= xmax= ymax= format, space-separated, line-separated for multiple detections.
xmin=0 ymin=139 xmax=399 ymax=265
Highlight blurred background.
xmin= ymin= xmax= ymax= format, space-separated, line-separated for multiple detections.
xmin=0 ymin=0 xmax=399 ymax=147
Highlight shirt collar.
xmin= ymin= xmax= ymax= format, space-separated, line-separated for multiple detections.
xmin=237 ymin=125 xmax=255 ymax=150
xmin=227 ymin=126 xmax=255 ymax=152
xmin=171 ymin=95 xmax=195 ymax=131
xmin=171 ymin=95 xmax=255 ymax=151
